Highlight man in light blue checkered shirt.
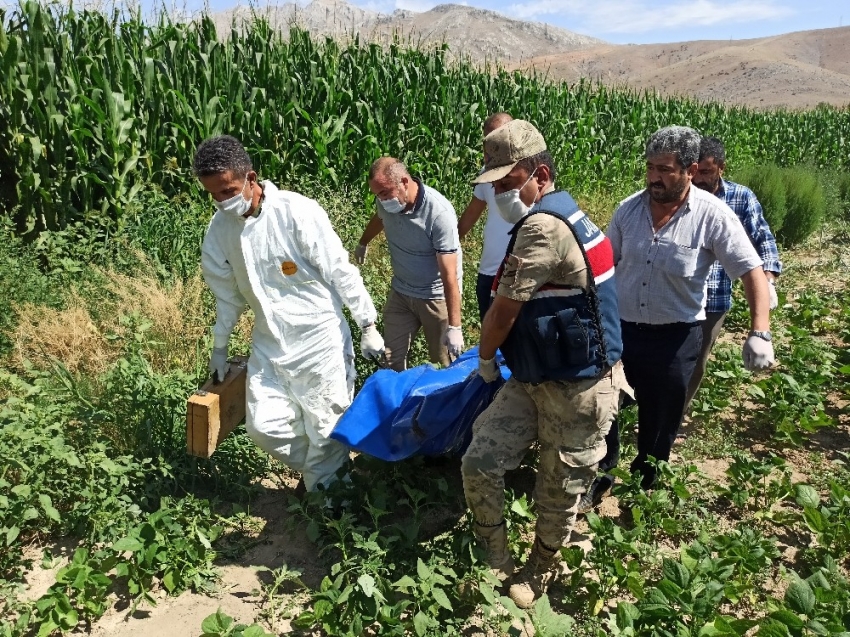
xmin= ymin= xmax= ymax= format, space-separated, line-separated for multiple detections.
xmin=685 ymin=136 xmax=782 ymax=412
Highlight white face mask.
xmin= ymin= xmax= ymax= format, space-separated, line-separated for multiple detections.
xmin=214 ymin=174 xmax=252 ymax=218
xmin=380 ymin=197 xmax=406 ymax=214
xmin=379 ymin=181 xmax=409 ymax=214
xmin=494 ymin=170 xmax=538 ymax=224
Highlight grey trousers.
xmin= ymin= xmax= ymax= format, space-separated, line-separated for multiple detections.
xmin=683 ymin=311 xmax=727 ymax=415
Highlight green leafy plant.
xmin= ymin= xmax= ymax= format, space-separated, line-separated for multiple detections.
xmin=199 ymin=608 xmax=274 ymax=637
xmin=112 ymin=496 xmax=222 ymax=610
xmin=32 ymin=548 xmax=114 ymax=636
xmin=715 ymin=452 xmax=792 ymax=515
xmin=794 ymin=481 xmax=850 ymax=566
xmin=683 ymin=526 xmax=780 ymax=605
xmin=762 ymin=558 xmax=850 ymax=637
xmin=583 ymin=512 xmax=648 ymax=616
xmin=254 ymin=564 xmax=309 ymax=631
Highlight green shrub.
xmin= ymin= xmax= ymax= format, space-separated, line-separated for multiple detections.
xmin=122 ymin=187 xmax=209 ymax=282
xmin=734 ymin=164 xmax=787 ymax=234
xmin=779 ymin=165 xmax=826 ymax=246
xmin=837 ymin=171 xmax=850 ymax=217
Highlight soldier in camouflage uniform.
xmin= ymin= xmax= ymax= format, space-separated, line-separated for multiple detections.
xmin=461 ymin=120 xmax=629 ymax=608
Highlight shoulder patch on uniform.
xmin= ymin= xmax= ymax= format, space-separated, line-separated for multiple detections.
xmin=281 ymin=261 xmax=298 ymax=275
xmin=502 ymin=253 xmax=523 ymax=281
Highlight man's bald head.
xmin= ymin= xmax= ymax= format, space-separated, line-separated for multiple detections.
xmin=368 ymin=156 xmax=417 ymax=211
xmin=368 ymin=157 xmax=409 ymax=185
xmin=483 ymin=112 xmax=513 ymax=136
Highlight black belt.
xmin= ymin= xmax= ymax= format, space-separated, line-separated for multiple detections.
xmin=621 ymin=320 xmax=702 ymax=331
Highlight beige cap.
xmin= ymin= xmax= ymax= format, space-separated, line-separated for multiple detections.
xmin=473 ymin=119 xmax=547 ymax=184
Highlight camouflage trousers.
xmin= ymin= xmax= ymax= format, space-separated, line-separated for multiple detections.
xmin=461 ymin=363 xmax=626 ymax=549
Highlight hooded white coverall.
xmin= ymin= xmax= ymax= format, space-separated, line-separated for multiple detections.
xmin=201 ymin=181 xmax=377 ymax=491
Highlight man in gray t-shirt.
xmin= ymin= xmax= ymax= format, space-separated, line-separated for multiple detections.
xmin=356 ymin=157 xmax=463 ymax=371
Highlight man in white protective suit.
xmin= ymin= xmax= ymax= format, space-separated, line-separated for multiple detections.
xmin=194 ymin=135 xmax=386 ymax=492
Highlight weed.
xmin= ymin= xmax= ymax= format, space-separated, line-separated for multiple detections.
xmin=254 ymin=565 xmax=309 ymax=631
xmin=199 ymin=608 xmax=274 ymax=637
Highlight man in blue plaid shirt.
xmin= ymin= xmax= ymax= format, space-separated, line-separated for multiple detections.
xmin=685 ymin=136 xmax=782 ymax=413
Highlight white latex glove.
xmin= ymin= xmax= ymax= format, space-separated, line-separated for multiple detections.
xmin=478 ymin=356 xmax=500 ymax=383
xmin=442 ymin=325 xmax=464 ymax=358
xmin=768 ymin=280 xmax=778 ymax=310
xmin=354 ymin=243 xmax=368 ymax=265
xmin=742 ymin=336 xmax=775 ymax=371
xmin=360 ymin=323 xmax=385 ymax=361
xmin=209 ymin=346 xmax=230 ymax=383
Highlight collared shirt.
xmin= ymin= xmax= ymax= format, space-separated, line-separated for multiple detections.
xmin=377 ymin=178 xmax=462 ymax=299
xmin=606 ymin=186 xmax=763 ymax=324
xmin=705 ymin=178 xmax=782 ymax=313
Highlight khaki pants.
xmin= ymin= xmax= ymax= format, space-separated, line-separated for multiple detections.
xmin=461 ymin=364 xmax=625 ymax=549
xmin=383 ymin=289 xmax=451 ymax=371
xmin=683 ymin=311 xmax=727 ymax=415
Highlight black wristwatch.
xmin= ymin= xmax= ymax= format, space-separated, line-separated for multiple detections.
xmin=749 ymin=330 xmax=772 ymax=342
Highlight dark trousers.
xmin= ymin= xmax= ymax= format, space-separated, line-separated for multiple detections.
xmin=475 ymin=273 xmax=495 ymax=323
xmin=592 ymin=320 xmax=702 ymax=491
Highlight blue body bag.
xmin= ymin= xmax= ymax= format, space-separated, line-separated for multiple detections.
xmin=330 ymin=347 xmax=510 ymax=461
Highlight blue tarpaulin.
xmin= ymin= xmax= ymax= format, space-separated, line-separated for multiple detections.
xmin=331 ymin=347 xmax=511 ymax=461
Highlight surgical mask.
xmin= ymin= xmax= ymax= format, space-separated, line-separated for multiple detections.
xmin=214 ymin=174 xmax=252 ymax=218
xmin=494 ymin=170 xmax=538 ymax=224
xmin=379 ymin=196 xmax=406 ymax=214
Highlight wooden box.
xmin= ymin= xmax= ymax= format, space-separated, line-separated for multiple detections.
xmin=186 ymin=356 xmax=249 ymax=458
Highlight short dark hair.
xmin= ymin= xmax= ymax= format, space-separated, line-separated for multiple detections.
xmin=193 ymin=135 xmax=253 ymax=177
xmin=699 ymin=136 xmax=726 ymax=166
xmin=517 ymin=150 xmax=556 ymax=183
xmin=645 ymin=126 xmax=701 ymax=169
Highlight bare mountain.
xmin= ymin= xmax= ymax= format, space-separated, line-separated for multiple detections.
xmin=513 ymin=26 xmax=850 ymax=109
xmin=371 ymin=4 xmax=604 ymax=63
xmin=212 ymin=1 xmax=850 ymax=109
xmin=212 ymin=0 xmax=604 ymax=64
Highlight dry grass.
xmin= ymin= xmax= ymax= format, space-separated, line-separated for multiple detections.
xmin=11 ymin=294 xmax=116 ymax=375
xmin=10 ymin=257 xmax=219 ymax=376
xmin=101 ymin=267 xmax=209 ymax=371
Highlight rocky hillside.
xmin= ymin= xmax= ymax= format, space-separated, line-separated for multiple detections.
xmin=212 ymin=0 xmax=604 ymax=63
xmin=513 ymin=26 xmax=850 ymax=109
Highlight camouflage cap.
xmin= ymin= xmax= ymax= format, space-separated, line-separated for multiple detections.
xmin=473 ymin=119 xmax=547 ymax=184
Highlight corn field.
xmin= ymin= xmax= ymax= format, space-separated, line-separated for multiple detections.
xmin=1 ymin=0 xmax=849 ymax=235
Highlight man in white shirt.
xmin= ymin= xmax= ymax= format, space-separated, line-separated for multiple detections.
xmin=599 ymin=125 xmax=774 ymax=492
xmin=457 ymin=112 xmax=516 ymax=321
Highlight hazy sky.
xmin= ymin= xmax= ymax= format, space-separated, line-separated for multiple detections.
xmin=355 ymin=0 xmax=846 ymax=44
xmin=78 ymin=0 xmax=848 ymax=45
